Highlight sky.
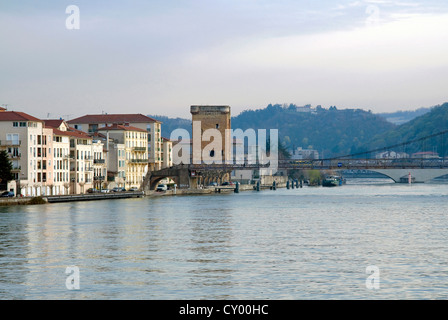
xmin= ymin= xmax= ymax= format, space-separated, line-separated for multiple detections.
xmin=1 ymin=0 xmax=448 ymax=120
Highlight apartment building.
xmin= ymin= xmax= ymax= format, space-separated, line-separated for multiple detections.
xmin=68 ymin=129 xmax=94 ymax=194
xmin=0 ymin=110 xmax=55 ymax=196
xmin=45 ymin=119 xmax=107 ymax=195
xmin=106 ymin=141 xmax=126 ymax=188
xmin=97 ymin=124 xmax=148 ymax=190
xmin=44 ymin=120 xmax=71 ymax=195
xmin=147 ymin=121 xmax=163 ymax=171
xmin=0 ymin=107 xmax=112 ymax=195
xmin=92 ymin=139 xmax=107 ymax=190
xmin=68 ymin=114 xmax=164 ymax=171
xmin=162 ymin=137 xmax=173 ymax=168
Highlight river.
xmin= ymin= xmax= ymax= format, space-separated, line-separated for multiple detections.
xmin=1 ymin=178 xmax=448 ymax=299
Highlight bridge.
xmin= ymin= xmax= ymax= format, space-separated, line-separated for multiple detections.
xmin=142 ymin=159 xmax=448 ymax=190
xmin=142 ymin=129 xmax=448 ymax=189
xmin=280 ymin=158 xmax=448 ymax=183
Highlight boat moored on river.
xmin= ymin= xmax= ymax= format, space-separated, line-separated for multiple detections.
xmin=322 ymin=176 xmax=346 ymax=187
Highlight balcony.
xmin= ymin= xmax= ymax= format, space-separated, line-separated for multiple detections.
xmin=133 ymin=147 xmax=146 ymax=152
xmin=94 ymin=176 xmax=105 ymax=181
xmin=0 ymin=140 xmax=21 ymax=146
xmin=129 ymin=159 xmax=148 ymax=164
xmin=85 ymin=166 xmax=93 ymax=171
xmin=94 ymin=159 xmax=105 ymax=164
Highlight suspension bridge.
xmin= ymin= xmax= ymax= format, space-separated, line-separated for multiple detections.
xmin=143 ymin=129 xmax=448 ymax=189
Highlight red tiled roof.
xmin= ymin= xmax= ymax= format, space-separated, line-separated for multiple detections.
xmin=44 ymin=119 xmax=66 ymax=128
xmin=52 ymin=127 xmax=92 ymax=139
xmin=67 ymin=113 xmax=161 ymax=124
xmin=91 ymin=131 xmax=107 ymax=138
xmin=0 ymin=111 xmax=43 ymax=122
xmin=97 ymin=124 xmax=147 ymax=132
xmin=67 ymin=127 xmax=92 ymax=138
xmin=52 ymin=128 xmax=90 ymax=139
xmin=52 ymin=128 xmax=71 ymax=137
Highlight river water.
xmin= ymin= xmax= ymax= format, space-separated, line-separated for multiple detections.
xmin=1 ymin=178 xmax=448 ymax=300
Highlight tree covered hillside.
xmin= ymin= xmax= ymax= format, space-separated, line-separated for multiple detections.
xmin=149 ymin=115 xmax=191 ymax=138
xmin=151 ymin=102 xmax=448 ymax=159
xmin=231 ymin=104 xmax=396 ymax=157
xmin=366 ymin=102 xmax=448 ymax=157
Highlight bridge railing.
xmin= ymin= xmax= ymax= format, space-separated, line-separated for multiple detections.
xmin=280 ymin=158 xmax=448 ymax=169
xmin=150 ymin=159 xmax=448 ymax=173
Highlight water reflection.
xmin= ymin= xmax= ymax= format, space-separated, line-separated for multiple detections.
xmin=0 ymin=180 xmax=448 ymax=299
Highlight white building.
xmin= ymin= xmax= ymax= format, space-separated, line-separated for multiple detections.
xmin=92 ymin=139 xmax=107 ymax=190
xmin=290 ymin=147 xmax=319 ymax=160
xmin=97 ymin=124 xmax=148 ymax=190
xmin=68 ymin=113 xmax=165 ymax=171
xmin=44 ymin=120 xmax=71 ymax=195
xmin=375 ymin=151 xmax=409 ymax=159
xmin=0 ymin=110 xmax=54 ymax=196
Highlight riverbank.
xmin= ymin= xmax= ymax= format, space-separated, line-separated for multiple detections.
xmin=0 ymin=183 xmax=285 ymax=206
xmin=0 ymin=191 xmax=144 ymax=205
xmin=145 ymin=183 xmax=285 ymax=196
xmin=45 ymin=191 xmax=144 ymax=203
xmin=0 ymin=196 xmax=47 ymax=206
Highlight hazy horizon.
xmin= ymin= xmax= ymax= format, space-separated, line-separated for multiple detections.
xmin=1 ymin=0 xmax=447 ymax=120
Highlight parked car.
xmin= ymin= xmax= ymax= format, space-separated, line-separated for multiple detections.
xmin=112 ymin=187 xmax=126 ymax=192
xmin=129 ymin=187 xmax=138 ymax=191
xmin=87 ymin=188 xmax=101 ymax=193
xmin=1 ymin=191 xmax=14 ymax=197
xmin=156 ymin=184 xmax=167 ymax=191
xmin=100 ymin=189 xmax=110 ymax=193
xmin=221 ymin=181 xmax=234 ymax=186
xmin=208 ymin=182 xmax=218 ymax=186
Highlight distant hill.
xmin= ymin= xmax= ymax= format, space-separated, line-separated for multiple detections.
xmin=377 ymin=107 xmax=431 ymax=125
xmin=364 ymin=102 xmax=448 ymax=157
xmin=230 ymin=104 xmax=396 ymax=157
xmin=151 ymin=102 xmax=448 ymax=159
xmin=148 ymin=115 xmax=191 ymax=138
xmin=152 ymin=104 xmax=397 ymax=158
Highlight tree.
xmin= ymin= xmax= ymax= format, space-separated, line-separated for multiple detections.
xmin=0 ymin=150 xmax=14 ymax=190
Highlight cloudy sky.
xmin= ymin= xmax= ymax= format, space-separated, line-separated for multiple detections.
xmin=1 ymin=0 xmax=448 ymax=119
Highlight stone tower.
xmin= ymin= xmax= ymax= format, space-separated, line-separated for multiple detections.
xmin=190 ymin=105 xmax=231 ymax=164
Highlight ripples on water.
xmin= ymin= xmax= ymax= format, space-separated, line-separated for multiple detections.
xmin=1 ymin=178 xmax=448 ymax=299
